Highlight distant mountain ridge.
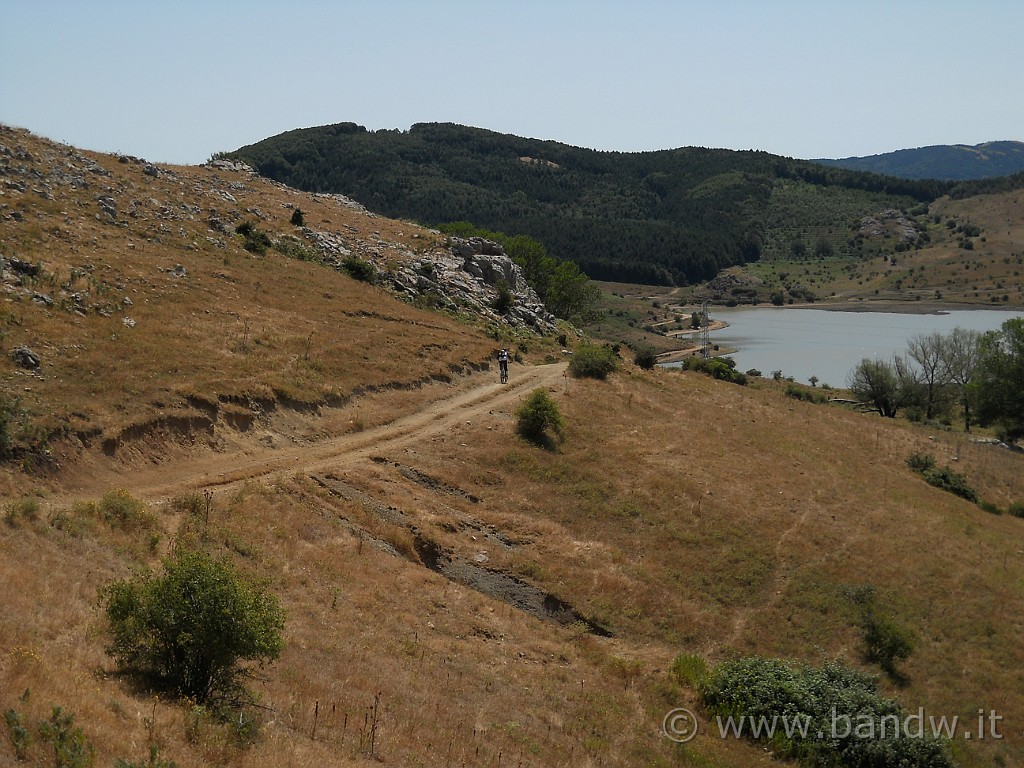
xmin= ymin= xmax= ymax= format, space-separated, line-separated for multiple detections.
xmin=813 ymin=141 xmax=1024 ymax=180
xmin=229 ymin=122 xmax=958 ymax=286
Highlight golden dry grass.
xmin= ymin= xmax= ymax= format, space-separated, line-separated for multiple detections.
xmin=2 ymin=126 xmax=1023 ymax=768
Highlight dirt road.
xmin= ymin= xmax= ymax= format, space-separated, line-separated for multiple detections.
xmin=57 ymin=362 xmax=569 ymax=507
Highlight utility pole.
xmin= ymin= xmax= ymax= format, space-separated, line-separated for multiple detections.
xmin=700 ymin=299 xmax=711 ymax=358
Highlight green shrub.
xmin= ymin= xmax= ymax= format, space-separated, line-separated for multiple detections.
xmin=905 ymin=452 xmax=936 ymax=473
xmin=515 ymin=389 xmax=564 ymax=449
xmin=289 ymin=207 xmax=304 ymax=227
xmin=632 ymin=344 xmax=658 ymax=370
xmin=115 ymin=742 xmax=177 ymax=768
xmin=272 ymin=235 xmax=320 ymax=263
xmin=861 ymin=609 xmax=914 ymax=677
xmin=0 ymin=394 xmax=15 ymax=460
xmin=37 ymin=706 xmax=95 ymax=768
xmin=680 ymin=356 xmax=747 ymax=385
xmin=669 ymin=653 xmax=708 ymax=689
xmin=101 ymin=549 xmax=285 ymax=703
xmin=234 ymin=221 xmax=271 ymax=255
xmin=341 ymin=254 xmax=377 ymax=283
xmin=97 ymin=489 xmax=154 ymax=530
xmin=703 ymin=656 xmax=953 ymax=768
xmin=785 ymin=384 xmax=827 ymax=403
xmin=922 ymin=466 xmax=979 ymax=503
xmin=978 ymin=500 xmax=1002 ymax=515
xmin=4 ymin=496 xmax=40 ymax=526
xmin=1009 ymin=501 xmax=1024 ymax=518
xmin=568 ymin=343 xmax=618 ymax=379
xmin=492 ymin=279 xmax=514 ymax=314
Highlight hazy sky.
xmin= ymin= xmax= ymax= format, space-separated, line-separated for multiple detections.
xmin=2 ymin=1 xmax=1021 ymax=165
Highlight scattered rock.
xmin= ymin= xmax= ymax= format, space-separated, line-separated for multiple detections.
xmin=7 ymin=257 xmax=40 ymax=277
xmin=11 ymin=345 xmax=40 ymax=368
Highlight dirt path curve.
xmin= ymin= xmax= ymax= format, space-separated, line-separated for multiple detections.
xmin=56 ymin=362 xmax=569 ymax=508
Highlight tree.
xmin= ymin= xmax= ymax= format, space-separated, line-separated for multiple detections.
xmin=633 ymin=344 xmax=658 ymax=370
xmin=940 ymin=327 xmax=981 ymax=431
xmin=906 ymin=331 xmax=949 ymax=420
xmin=515 ymin=389 xmax=564 ymax=449
xmin=101 ymin=549 xmax=285 ymax=703
xmin=847 ymin=356 xmax=918 ymax=418
xmin=973 ymin=318 xmax=1024 ymax=441
xmin=290 ymin=207 xmax=304 ymax=226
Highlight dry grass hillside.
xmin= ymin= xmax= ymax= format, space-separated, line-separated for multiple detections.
xmin=2 ymin=125 xmax=1023 ymax=768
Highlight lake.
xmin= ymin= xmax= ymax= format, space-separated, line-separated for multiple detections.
xmin=664 ymin=307 xmax=1023 ymax=387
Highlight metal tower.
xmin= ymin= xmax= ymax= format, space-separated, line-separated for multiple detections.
xmin=700 ymin=300 xmax=711 ymax=358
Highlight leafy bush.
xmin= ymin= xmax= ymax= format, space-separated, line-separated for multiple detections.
xmin=492 ymin=279 xmax=514 ymax=314
xmin=632 ymin=344 xmax=658 ymax=370
xmin=341 ymin=254 xmax=377 ymax=283
xmin=703 ymin=656 xmax=953 ymax=768
xmin=905 ymin=452 xmax=936 ymax=473
xmin=669 ymin=653 xmax=708 ymax=689
xmin=272 ymin=235 xmax=320 ymax=263
xmin=568 ymin=343 xmax=618 ymax=380
xmin=680 ymin=356 xmax=747 ymax=385
xmin=289 ymin=207 xmax=304 ymax=226
xmin=234 ymin=221 xmax=271 ymax=255
xmin=921 ymin=466 xmax=979 ymax=503
xmin=785 ymin=384 xmax=827 ymax=403
xmin=96 ymin=488 xmax=154 ymax=530
xmin=4 ymin=496 xmax=40 ymax=526
xmin=515 ymin=389 xmax=564 ymax=449
xmin=861 ymin=609 xmax=914 ymax=677
xmin=906 ymin=453 xmax=979 ymax=503
xmin=1009 ymin=501 xmax=1024 ymax=519
xmin=101 ymin=549 xmax=285 ymax=703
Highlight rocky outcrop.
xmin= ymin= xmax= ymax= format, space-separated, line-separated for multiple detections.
xmin=387 ymin=236 xmax=557 ymax=334
xmin=858 ymin=209 xmax=919 ymax=243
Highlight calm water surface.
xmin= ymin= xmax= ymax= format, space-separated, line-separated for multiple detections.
xmin=668 ymin=307 xmax=1023 ymax=387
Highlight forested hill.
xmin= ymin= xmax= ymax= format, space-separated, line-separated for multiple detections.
xmin=228 ymin=122 xmax=955 ymax=286
xmin=814 ymin=141 xmax=1024 ymax=181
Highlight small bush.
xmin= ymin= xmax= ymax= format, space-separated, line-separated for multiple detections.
xmin=680 ymin=356 xmax=747 ymax=385
xmin=568 ymin=343 xmax=618 ymax=379
xmin=1009 ymin=501 xmax=1024 ymax=518
xmin=234 ymin=221 xmax=270 ymax=255
xmin=4 ymin=496 xmax=40 ymax=526
xmin=97 ymin=488 xmax=154 ymax=530
xmin=515 ymin=389 xmax=564 ymax=449
xmin=341 ymin=254 xmax=377 ymax=283
xmin=289 ymin=207 xmax=304 ymax=227
xmin=785 ymin=384 xmax=827 ymax=403
xmin=670 ymin=653 xmax=708 ymax=689
xmin=272 ymin=235 xmax=320 ymax=263
xmin=922 ymin=466 xmax=979 ymax=503
xmin=906 ymin=452 xmax=936 ymax=473
xmin=101 ymin=549 xmax=285 ymax=703
xmin=861 ymin=609 xmax=914 ymax=677
xmin=492 ymin=279 xmax=514 ymax=314
xmin=632 ymin=344 xmax=658 ymax=370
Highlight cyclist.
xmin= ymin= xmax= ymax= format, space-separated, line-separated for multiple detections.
xmin=498 ymin=348 xmax=509 ymax=383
